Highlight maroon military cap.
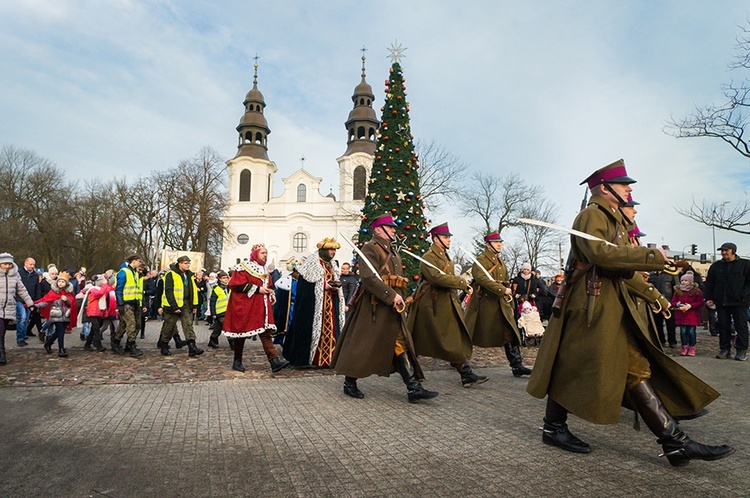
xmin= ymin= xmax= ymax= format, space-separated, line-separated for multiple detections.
xmin=580 ymin=159 xmax=637 ymax=189
xmin=429 ymin=222 xmax=452 ymax=236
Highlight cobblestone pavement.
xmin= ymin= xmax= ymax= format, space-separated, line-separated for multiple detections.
xmin=0 ymin=323 xmax=746 ymax=496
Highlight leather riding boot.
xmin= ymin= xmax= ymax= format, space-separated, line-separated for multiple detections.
xmin=452 ymin=360 xmax=489 ymax=387
xmin=396 ymin=353 xmax=438 ymax=403
xmin=232 ymin=360 xmax=245 ymax=372
xmin=269 ymin=357 xmax=290 ymax=373
xmin=187 ymin=340 xmax=204 ymax=357
xmin=0 ymin=333 xmax=6 ymax=365
xmin=126 ymin=341 xmax=143 ymax=357
xmin=629 ymin=380 xmax=735 ymax=467
xmin=173 ymin=333 xmax=187 ymax=349
xmin=504 ymin=343 xmax=533 ymax=377
xmin=542 ymin=397 xmax=591 ymax=453
xmin=343 ymin=376 xmax=364 ymax=399
xmin=44 ymin=333 xmax=55 ymax=354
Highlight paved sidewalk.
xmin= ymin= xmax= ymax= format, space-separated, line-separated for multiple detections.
xmin=0 ymin=352 xmax=746 ymax=497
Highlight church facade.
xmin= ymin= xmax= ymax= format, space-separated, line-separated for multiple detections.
xmin=220 ymin=58 xmax=379 ymax=269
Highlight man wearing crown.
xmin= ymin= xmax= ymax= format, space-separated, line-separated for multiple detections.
xmin=283 ymin=237 xmax=346 ymax=368
xmin=222 ymin=243 xmax=290 ymax=373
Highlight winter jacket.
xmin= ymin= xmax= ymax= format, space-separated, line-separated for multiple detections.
xmin=85 ymin=283 xmax=115 ymax=318
xmin=703 ymin=256 xmax=750 ymax=307
xmin=35 ymin=281 xmax=77 ymax=330
xmin=671 ymin=286 xmax=704 ymax=327
xmin=17 ymin=265 xmax=41 ymax=302
xmin=1 ymin=263 xmax=35 ymax=321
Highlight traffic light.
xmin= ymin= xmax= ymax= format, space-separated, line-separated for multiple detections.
xmin=690 ymin=244 xmax=697 ymax=255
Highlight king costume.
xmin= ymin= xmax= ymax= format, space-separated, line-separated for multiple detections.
xmin=283 ymin=238 xmax=346 ymax=368
xmin=223 ymin=245 xmax=289 ymax=373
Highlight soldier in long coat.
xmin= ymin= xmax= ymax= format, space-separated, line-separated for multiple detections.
xmin=407 ymin=222 xmax=488 ymax=387
xmin=527 ymin=159 xmax=734 ymax=467
xmin=331 ymin=214 xmax=438 ymax=403
xmin=464 ymin=232 xmax=532 ymax=377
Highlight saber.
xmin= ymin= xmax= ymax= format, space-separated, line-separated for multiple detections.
xmin=456 ymin=245 xmax=513 ymax=303
xmin=401 ymin=248 xmax=446 ymax=275
xmin=517 ymin=218 xmax=617 ymax=247
xmin=339 ymin=233 xmax=404 ymax=313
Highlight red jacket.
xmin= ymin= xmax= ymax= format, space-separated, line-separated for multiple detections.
xmin=85 ymin=283 xmax=114 ymax=318
xmin=671 ymin=287 xmax=703 ymax=326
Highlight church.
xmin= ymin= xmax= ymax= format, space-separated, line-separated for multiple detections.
xmin=220 ymin=57 xmax=379 ymax=269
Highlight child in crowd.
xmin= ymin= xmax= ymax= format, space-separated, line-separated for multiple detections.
xmin=35 ymin=271 xmax=77 ymax=357
xmin=671 ymin=273 xmax=703 ymax=357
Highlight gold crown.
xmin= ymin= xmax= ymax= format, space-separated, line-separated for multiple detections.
xmin=251 ymin=243 xmax=266 ymax=251
xmin=58 ymin=271 xmax=73 ymax=282
xmin=317 ymin=237 xmax=340 ymax=250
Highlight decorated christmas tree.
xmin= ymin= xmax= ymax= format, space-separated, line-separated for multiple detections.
xmin=358 ymin=42 xmax=430 ymax=284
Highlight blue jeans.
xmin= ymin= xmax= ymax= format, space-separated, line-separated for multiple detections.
xmin=15 ymin=301 xmax=28 ymax=342
xmin=680 ymin=325 xmax=696 ymax=347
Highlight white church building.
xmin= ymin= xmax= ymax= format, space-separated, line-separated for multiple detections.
xmin=220 ymin=59 xmax=379 ymax=269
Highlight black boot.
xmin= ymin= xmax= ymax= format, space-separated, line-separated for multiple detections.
xmin=269 ymin=357 xmax=290 ymax=373
xmin=58 ymin=348 xmax=68 ymax=358
xmin=542 ymin=398 xmax=591 ymax=453
xmin=232 ymin=360 xmax=245 ymax=372
xmin=174 ymin=334 xmax=187 ymax=349
xmin=44 ymin=334 xmax=54 ymax=354
xmin=343 ymin=376 xmax=364 ymax=398
xmin=158 ymin=339 xmax=171 ymax=356
xmin=397 ymin=353 xmax=438 ymax=403
xmin=504 ymin=343 xmax=532 ymax=377
xmin=0 ymin=333 xmax=6 ymax=365
xmin=629 ymin=380 xmax=734 ymax=467
xmin=92 ymin=330 xmax=106 ymax=352
xmin=111 ymin=336 xmax=124 ymax=354
xmin=453 ymin=361 xmax=489 ymax=387
xmin=126 ymin=341 xmax=143 ymax=357
xmin=187 ymin=340 xmax=204 ymax=357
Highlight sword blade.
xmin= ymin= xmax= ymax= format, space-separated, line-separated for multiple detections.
xmin=400 ymin=249 xmax=446 ymax=274
xmin=339 ymin=233 xmax=384 ymax=282
xmin=455 ymin=245 xmax=494 ymax=282
xmin=516 ymin=218 xmax=617 ymax=247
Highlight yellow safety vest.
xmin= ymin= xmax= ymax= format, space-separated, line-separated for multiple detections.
xmin=120 ymin=267 xmax=142 ymax=305
xmin=213 ymin=286 xmax=229 ymax=315
xmin=162 ymin=270 xmax=199 ymax=308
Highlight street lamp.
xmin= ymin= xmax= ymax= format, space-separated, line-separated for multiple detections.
xmin=711 ymin=201 xmax=730 ymax=262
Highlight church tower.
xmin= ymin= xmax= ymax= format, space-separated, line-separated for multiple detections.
xmin=338 ymin=49 xmax=378 ymax=204
xmin=226 ymin=60 xmax=277 ymax=207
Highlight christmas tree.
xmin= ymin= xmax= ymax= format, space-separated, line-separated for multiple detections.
xmin=358 ymin=42 xmax=430 ymax=285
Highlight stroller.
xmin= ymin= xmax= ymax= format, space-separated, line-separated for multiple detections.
xmin=517 ymin=301 xmax=545 ymax=346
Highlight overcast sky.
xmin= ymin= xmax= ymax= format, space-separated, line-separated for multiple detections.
xmin=2 ymin=1 xmax=749 ymax=264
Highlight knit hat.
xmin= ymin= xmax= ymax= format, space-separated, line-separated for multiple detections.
xmin=522 ymin=262 xmax=532 ymax=271
xmin=680 ymin=273 xmax=694 ymax=284
xmin=522 ymin=301 xmax=532 ymax=311
xmin=94 ymin=274 xmax=106 ymax=285
xmin=0 ymin=253 xmax=14 ymax=264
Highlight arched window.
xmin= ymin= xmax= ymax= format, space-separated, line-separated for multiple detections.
xmin=359 ymin=98 xmax=364 ymax=105
xmin=297 ymin=184 xmax=307 ymax=202
xmin=353 ymin=166 xmax=366 ymax=200
xmin=255 ymin=131 xmax=263 ymax=144
xmin=244 ymin=132 xmax=252 ymax=143
xmin=348 ymin=128 xmax=354 ymax=142
xmin=293 ymin=233 xmax=308 ymax=253
xmin=368 ymin=127 xmax=375 ymax=140
xmin=239 ymin=170 xmax=251 ymax=201
xmin=357 ymin=126 xmax=365 ymax=139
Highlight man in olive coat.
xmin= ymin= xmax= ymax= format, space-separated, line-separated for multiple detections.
xmin=527 ymin=159 xmax=734 ymax=467
xmin=332 ymin=214 xmax=437 ymax=403
xmin=464 ymin=232 xmax=532 ymax=377
xmin=407 ymin=222 xmax=488 ymax=387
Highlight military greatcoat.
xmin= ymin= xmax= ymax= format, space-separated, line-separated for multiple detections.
xmin=407 ymin=242 xmax=472 ymax=363
xmin=464 ymin=247 xmax=522 ymax=347
xmin=331 ymin=235 xmax=423 ymax=379
xmin=527 ymin=195 xmax=719 ymax=424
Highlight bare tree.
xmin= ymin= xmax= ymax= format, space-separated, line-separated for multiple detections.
xmin=518 ymin=200 xmax=563 ymax=271
xmin=676 ymin=198 xmax=750 ymax=235
xmin=665 ymin=20 xmax=750 ymax=160
xmin=413 ymin=139 xmax=467 ymax=213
